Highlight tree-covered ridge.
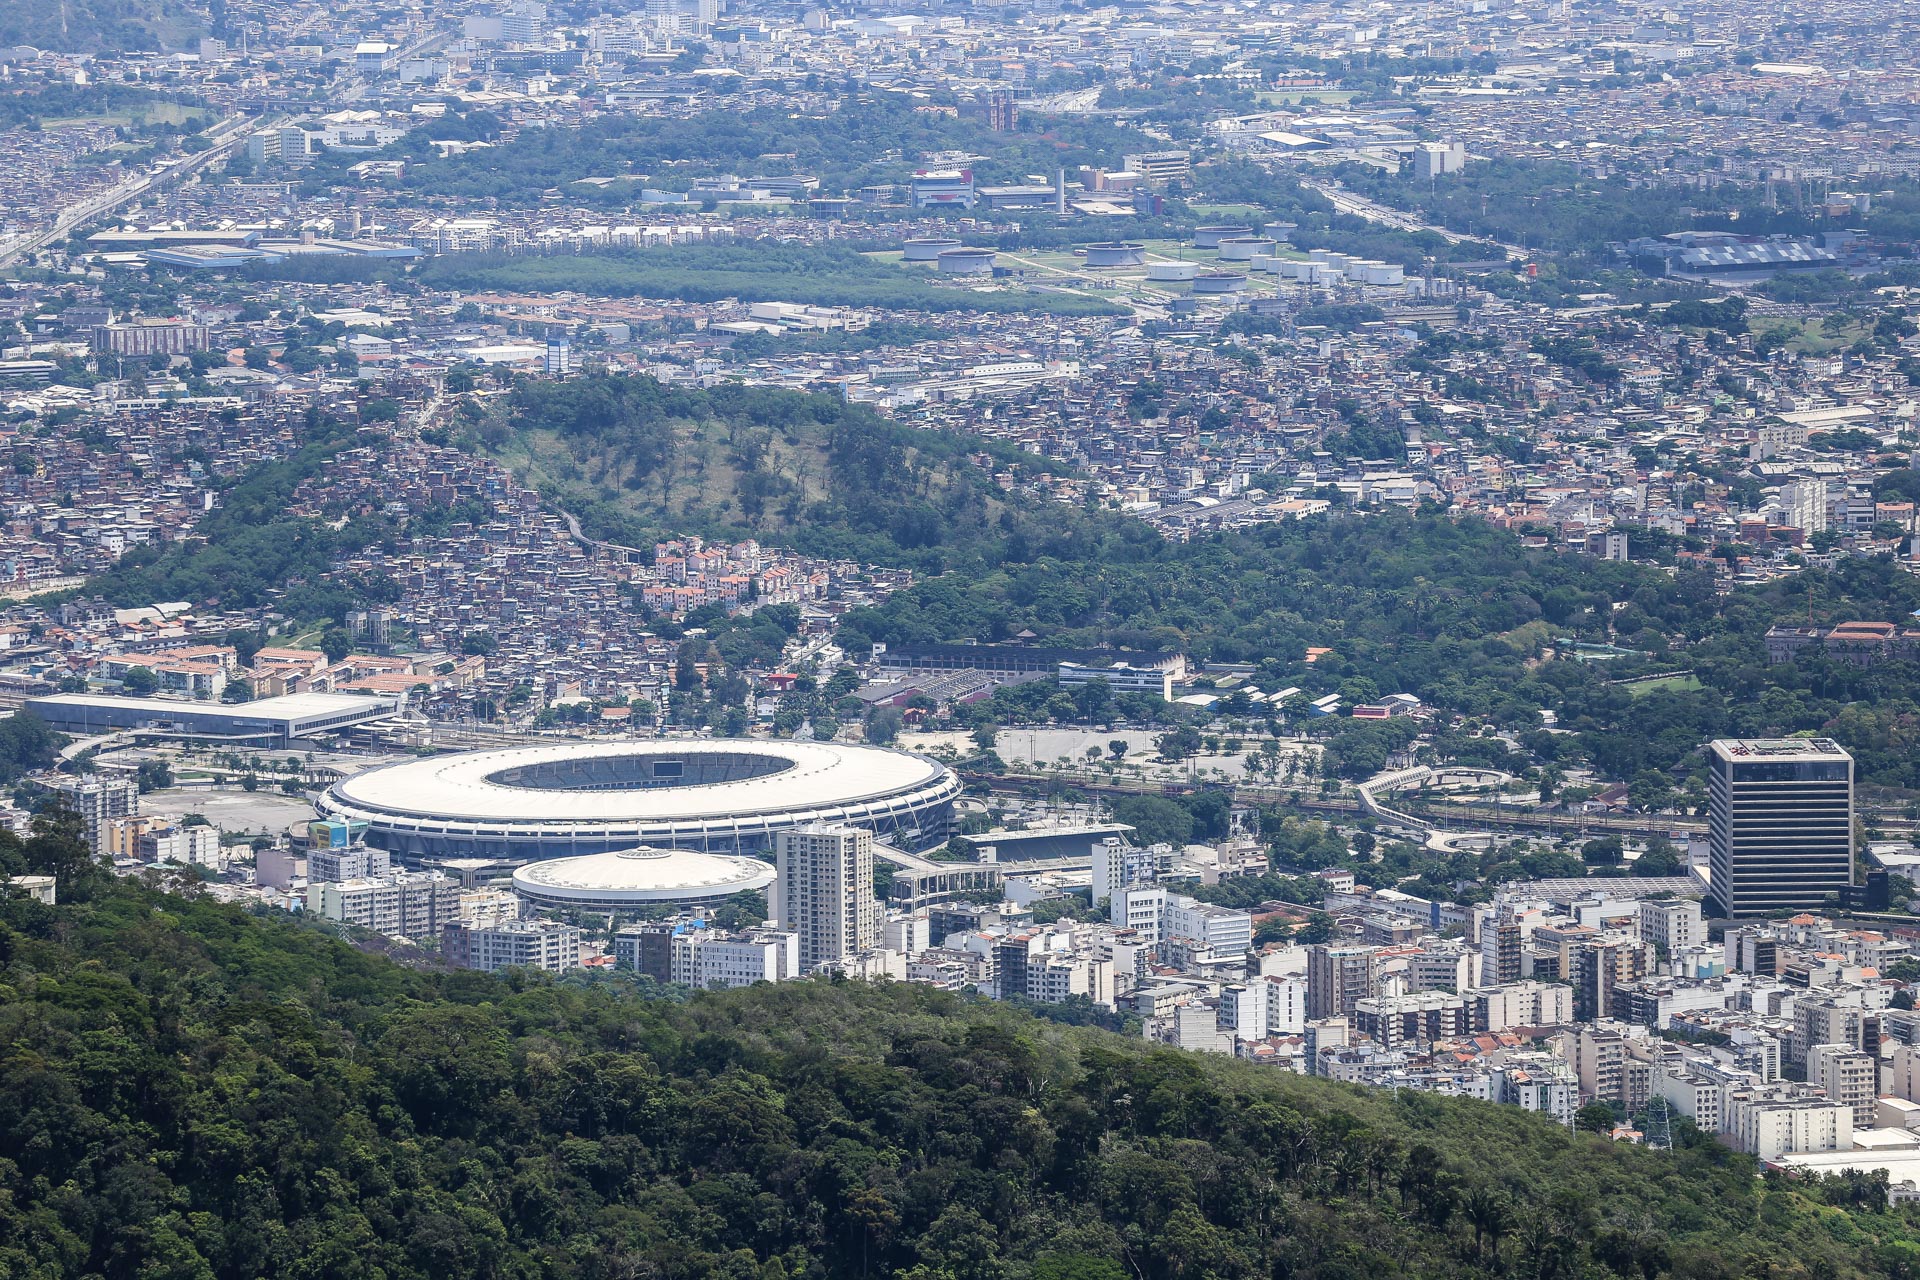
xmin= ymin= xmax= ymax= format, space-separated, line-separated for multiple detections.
xmin=483 ymin=374 xmax=1098 ymax=572
xmin=0 ymin=0 xmax=203 ymax=53
xmin=835 ymin=512 xmax=1920 ymax=791
xmin=6 ymin=871 xmax=1920 ymax=1280
xmin=377 ymin=95 xmax=1155 ymax=205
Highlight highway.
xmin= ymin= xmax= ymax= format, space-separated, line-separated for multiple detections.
xmin=962 ymin=767 xmax=1708 ymax=842
xmin=0 ymin=27 xmax=456 ymax=270
xmin=0 ymin=112 xmax=263 ymax=269
xmin=1299 ymin=177 xmax=1531 ymax=263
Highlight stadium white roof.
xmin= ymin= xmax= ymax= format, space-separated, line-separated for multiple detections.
xmin=327 ymin=739 xmax=953 ymax=824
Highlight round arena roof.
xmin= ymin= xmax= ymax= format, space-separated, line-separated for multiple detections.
xmin=317 ymin=738 xmax=960 ymax=860
xmin=512 ymin=845 xmax=775 ymax=907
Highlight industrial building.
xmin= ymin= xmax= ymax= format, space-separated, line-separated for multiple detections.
xmin=25 ymin=691 xmax=401 ymax=746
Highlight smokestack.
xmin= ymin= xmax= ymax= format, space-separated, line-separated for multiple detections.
xmin=1056 ymin=167 xmax=1066 ymax=216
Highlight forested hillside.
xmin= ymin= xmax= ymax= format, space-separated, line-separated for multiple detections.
xmin=378 ymin=95 xmax=1154 ymax=205
xmin=0 ymin=0 xmax=203 ymax=52
xmin=5 ymin=848 xmax=1920 ymax=1280
xmin=475 ymin=375 xmax=1096 ymax=570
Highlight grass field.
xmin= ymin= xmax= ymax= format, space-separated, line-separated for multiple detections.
xmin=419 ymin=244 xmax=1128 ymax=317
xmin=1625 ymin=674 xmax=1704 ymax=698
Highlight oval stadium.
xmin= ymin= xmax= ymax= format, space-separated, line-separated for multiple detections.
xmin=316 ymin=739 xmax=960 ymax=862
xmin=511 ymin=846 xmax=777 ymax=912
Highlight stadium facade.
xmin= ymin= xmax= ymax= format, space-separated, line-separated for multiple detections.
xmin=316 ymin=739 xmax=960 ymax=862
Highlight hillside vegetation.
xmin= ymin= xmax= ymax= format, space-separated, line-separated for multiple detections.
xmin=476 ymin=375 xmax=1096 ymax=571
xmin=0 ymin=0 xmax=204 ymax=51
xmin=6 ymin=848 xmax=1920 ymax=1280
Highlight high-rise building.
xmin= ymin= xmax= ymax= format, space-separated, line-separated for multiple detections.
xmin=773 ymin=822 xmax=878 ymax=971
xmin=1412 ymin=142 xmax=1468 ymax=181
xmin=1090 ymin=836 xmax=1155 ymax=909
xmin=1781 ymin=480 xmax=1829 ymax=534
xmin=1807 ymin=1043 xmax=1878 ymax=1129
xmin=1636 ymin=898 xmax=1703 ymax=953
xmin=985 ymin=88 xmax=1017 ymax=132
xmin=35 ymin=773 xmax=138 ymax=854
xmin=1480 ymin=916 xmax=1523 ymax=986
xmin=1306 ymin=944 xmax=1379 ymax=1019
xmin=1707 ymin=739 xmax=1853 ymax=917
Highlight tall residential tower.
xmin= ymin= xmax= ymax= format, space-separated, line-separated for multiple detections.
xmin=774 ymin=822 xmax=878 ymax=971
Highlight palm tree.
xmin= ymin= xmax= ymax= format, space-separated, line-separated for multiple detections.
xmin=1462 ymin=1184 xmax=1513 ymax=1263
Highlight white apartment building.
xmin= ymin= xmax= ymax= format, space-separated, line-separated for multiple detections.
xmin=308 ymin=845 xmax=393 ymax=882
xmin=1110 ymin=885 xmax=1167 ymax=943
xmin=1027 ymin=952 xmax=1114 ymax=1006
xmin=446 ymin=919 xmax=581 ymax=973
xmin=669 ymin=928 xmax=799 ymax=989
xmin=1091 ymin=836 xmax=1158 ymax=907
xmin=139 ymin=823 xmax=223 ymax=869
xmin=774 ymin=822 xmax=878 ymax=971
xmin=36 ymin=773 xmax=138 ymax=854
xmin=1725 ymin=1092 xmax=1853 ymax=1160
xmin=1406 ymin=945 xmax=1477 ymax=993
xmin=1807 ymin=1043 xmax=1879 ymax=1129
xmin=1164 ymin=896 xmax=1252 ymax=957
xmin=1637 ymin=898 xmax=1704 ymax=953
xmin=1475 ymin=980 xmax=1574 ymax=1031
xmin=883 ymin=911 xmax=931 ymax=955
xmin=306 ymin=872 xmax=460 ymax=938
xmin=1887 ymin=1044 xmax=1920 ymax=1104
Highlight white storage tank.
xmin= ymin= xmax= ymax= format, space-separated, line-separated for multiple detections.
xmin=1084 ymin=241 xmax=1147 ymax=267
xmin=1191 ymin=271 xmax=1248 ymax=294
xmin=1362 ymin=262 xmax=1407 ymax=286
xmin=936 ymin=247 xmax=996 ymax=275
xmin=903 ymin=237 xmax=962 ymax=261
xmin=1218 ymin=236 xmax=1276 ymax=262
xmin=1146 ymin=261 xmax=1199 ymax=282
xmin=1192 ymin=225 xmax=1252 ymax=249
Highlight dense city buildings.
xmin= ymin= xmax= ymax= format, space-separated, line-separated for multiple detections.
xmin=10 ymin=0 xmax=1920 ymax=1201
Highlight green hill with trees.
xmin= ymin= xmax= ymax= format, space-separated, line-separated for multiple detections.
xmin=5 ymin=842 xmax=1920 ymax=1280
xmin=0 ymin=0 xmax=203 ymax=52
xmin=470 ymin=374 xmax=1096 ymax=571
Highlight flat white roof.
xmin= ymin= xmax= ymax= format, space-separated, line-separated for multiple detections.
xmin=28 ymin=691 xmax=396 ymax=722
xmin=327 ymin=740 xmax=954 ymax=824
xmin=513 ymin=846 xmax=774 ymax=902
